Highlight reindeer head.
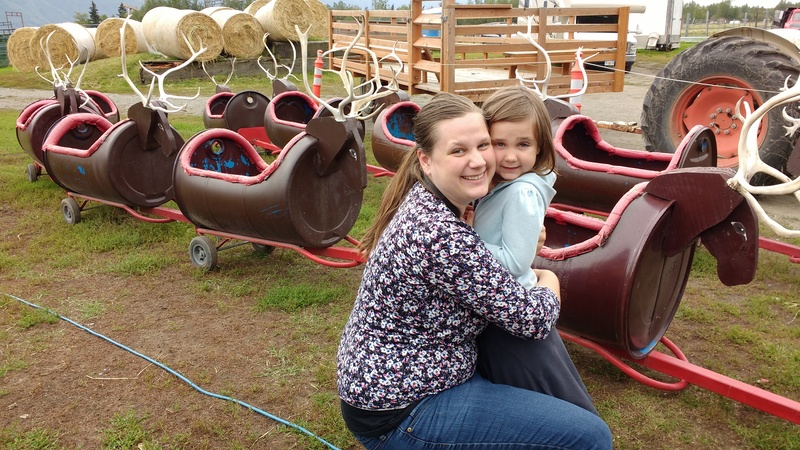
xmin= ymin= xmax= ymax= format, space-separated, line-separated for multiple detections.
xmin=118 ymin=16 xmax=207 ymax=114
xmin=34 ymin=31 xmax=93 ymax=114
xmin=202 ymin=57 xmax=236 ymax=94
xmin=295 ymin=18 xmax=402 ymax=122
xmin=728 ymin=75 xmax=800 ymax=237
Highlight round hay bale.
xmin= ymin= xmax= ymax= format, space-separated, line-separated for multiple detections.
xmin=86 ymin=28 xmax=105 ymax=60
xmin=204 ymin=9 xmax=265 ymax=59
xmin=244 ymin=0 xmax=271 ymax=15
xmin=201 ymin=6 xmax=234 ymax=16
xmin=254 ymin=0 xmax=328 ymax=42
xmin=142 ymin=7 xmax=224 ymax=62
xmin=7 ymin=27 xmax=39 ymax=72
xmin=32 ymin=23 xmax=96 ymax=69
xmin=95 ymin=18 xmax=147 ymax=58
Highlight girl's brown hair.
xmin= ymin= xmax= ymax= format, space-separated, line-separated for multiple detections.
xmin=481 ymin=84 xmax=556 ymax=175
xmin=358 ymin=92 xmax=484 ymax=255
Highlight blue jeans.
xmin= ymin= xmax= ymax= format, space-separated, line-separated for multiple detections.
xmin=354 ymin=373 xmax=612 ymax=450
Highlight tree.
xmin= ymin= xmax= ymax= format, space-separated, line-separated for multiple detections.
xmin=89 ymin=1 xmax=101 ymax=25
xmin=73 ymin=12 xmax=90 ymax=25
xmin=222 ymin=0 xmax=248 ymax=9
xmin=328 ymin=1 xmax=361 ymax=9
xmin=371 ymin=0 xmax=390 ymax=10
xmin=118 ymin=3 xmax=129 ymax=17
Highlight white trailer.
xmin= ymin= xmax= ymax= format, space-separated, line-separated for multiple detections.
xmin=533 ymin=0 xmax=683 ymax=50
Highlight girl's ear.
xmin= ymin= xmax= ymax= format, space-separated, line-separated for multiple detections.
xmin=418 ymin=149 xmax=432 ymax=176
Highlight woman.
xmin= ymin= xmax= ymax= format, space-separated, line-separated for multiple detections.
xmin=337 ymin=92 xmax=612 ymax=449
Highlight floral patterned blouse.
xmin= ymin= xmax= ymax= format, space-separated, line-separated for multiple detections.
xmin=337 ymin=183 xmax=560 ymax=411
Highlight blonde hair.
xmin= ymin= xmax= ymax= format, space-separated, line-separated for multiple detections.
xmin=358 ymin=93 xmax=484 ymax=255
xmin=482 ymin=84 xmax=556 ymax=175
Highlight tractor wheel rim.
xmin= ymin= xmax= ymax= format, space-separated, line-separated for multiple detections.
xmin=672 ymin=76 xmax=763 ymax=168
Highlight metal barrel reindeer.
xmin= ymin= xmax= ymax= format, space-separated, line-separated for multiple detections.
xmin=41 ymin=23 xmax=204 ymax=220
xmin=172 ymin=23 xmax=400 ymax=270
xmin=16 ymin=33 xmax=120 ymax=182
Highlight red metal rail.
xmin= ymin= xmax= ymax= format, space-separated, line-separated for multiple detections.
xmin=561 ymin=331 xmax=800 ymax=425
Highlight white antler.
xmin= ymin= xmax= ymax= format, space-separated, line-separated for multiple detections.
xmin=514 ymin=16 xmax=552 ymax=99
xmin=257 ymin=33 xmax=298 ymax=82
xmin=118 ymin=16 xmax=206 ymax=113
xmin=551 ymin=47 xmax=598 ymax=101
xmin=727 ymin=75 xmax=800 ymax=237
xmin=297 ymin=18 xmax=400 ymax=121
xmin=202 ymin=57 xmax=236 ymax=88
xmin=35 ymin=31 xmax=67 ymax=88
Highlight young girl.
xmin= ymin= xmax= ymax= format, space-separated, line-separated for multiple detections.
xmin=473 ymin=84 xmax=600 ymax=415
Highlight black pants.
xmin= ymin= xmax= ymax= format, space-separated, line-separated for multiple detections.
xmin=476 ymin=324 xmax=600 ymax=416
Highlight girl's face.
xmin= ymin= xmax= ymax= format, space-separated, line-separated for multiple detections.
xmin=418 ymin=112 xmax=495 ymax=214
xmin=490 ymin=119 xmax=539 ymax=181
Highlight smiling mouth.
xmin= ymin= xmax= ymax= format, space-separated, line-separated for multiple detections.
xmin=462 ymin=172 xmax=485 ymax=181
xmin=499 ymin=166 xmax=520 ymax=171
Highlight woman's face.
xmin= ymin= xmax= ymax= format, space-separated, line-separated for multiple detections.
xmin=418 ymin=112 xmax=495 ymax=213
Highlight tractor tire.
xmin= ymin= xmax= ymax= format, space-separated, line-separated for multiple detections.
xmin=641 ymin=35 xmax=800 ymax=185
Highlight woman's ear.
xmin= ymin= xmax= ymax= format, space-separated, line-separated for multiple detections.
xmin=417 ymin=149 xmax=431 ymax=176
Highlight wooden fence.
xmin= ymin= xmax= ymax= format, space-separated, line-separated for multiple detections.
xmin=328 ymin=0 xmax=630 ymax=102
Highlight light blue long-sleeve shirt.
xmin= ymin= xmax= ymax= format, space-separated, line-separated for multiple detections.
xmin=473 ymin=172 xmax=556 ymax=290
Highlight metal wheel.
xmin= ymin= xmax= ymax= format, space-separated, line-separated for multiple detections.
xmin=189 ymin=236 xmax=218 ymax=270
xmin=26 ymin=163 xmax=38 ymax=182
xmin=61 ymin=198 xmax=81 ymax=225
xmin=251 ymin=242 xmax=276 ymax=254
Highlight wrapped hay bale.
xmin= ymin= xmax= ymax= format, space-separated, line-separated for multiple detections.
xmin=254 ymin=0 xmax=328 ymax=42
xmin=7 ymin=27 xmax=39 ymax=72
xmin=95 ymin=18 xmax=147 ymax=58
xmin=32 ymin=23 xmax=96 ymax=68
xmin=142 ymin=7 xmax=224 ymax=61
xmin=244 ymin=0 xmax=271 ymax=15
xmin=203 ymin=8 xmax=265 ymax=59
xmin=201 ymin=6 xmax=234 ymax=15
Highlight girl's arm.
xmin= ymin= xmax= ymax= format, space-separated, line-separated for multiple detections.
xmin=486 ymin=185 xmax=548 ymax=279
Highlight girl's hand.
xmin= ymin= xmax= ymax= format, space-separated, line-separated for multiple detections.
xmin=534 ymin=269 xmax=561 ymax=303
xmin=462 ymin=204 xmax=475 ymax=226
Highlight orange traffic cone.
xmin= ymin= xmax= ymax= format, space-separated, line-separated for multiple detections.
xmin=313 ymin=49 xmax=324 ymax=103
xmin=568 ymin=50 xmax=584 ymax=112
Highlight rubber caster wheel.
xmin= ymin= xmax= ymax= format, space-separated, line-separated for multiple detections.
xmin=252 ymin=242 xmax=275 ymax=254
xmin=61 ymin=198 xmax=81 ymax=225
xmin=27 ymin=163 xmax=38 ymax=182
xmin=190 ymin=236 xmax=218 ymax=270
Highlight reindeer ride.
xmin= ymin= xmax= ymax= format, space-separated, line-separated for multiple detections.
xmin=43 ymin=21 xmax=399 ymax=271
xmin=16 ymin=32 xmax=120 ymax=182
